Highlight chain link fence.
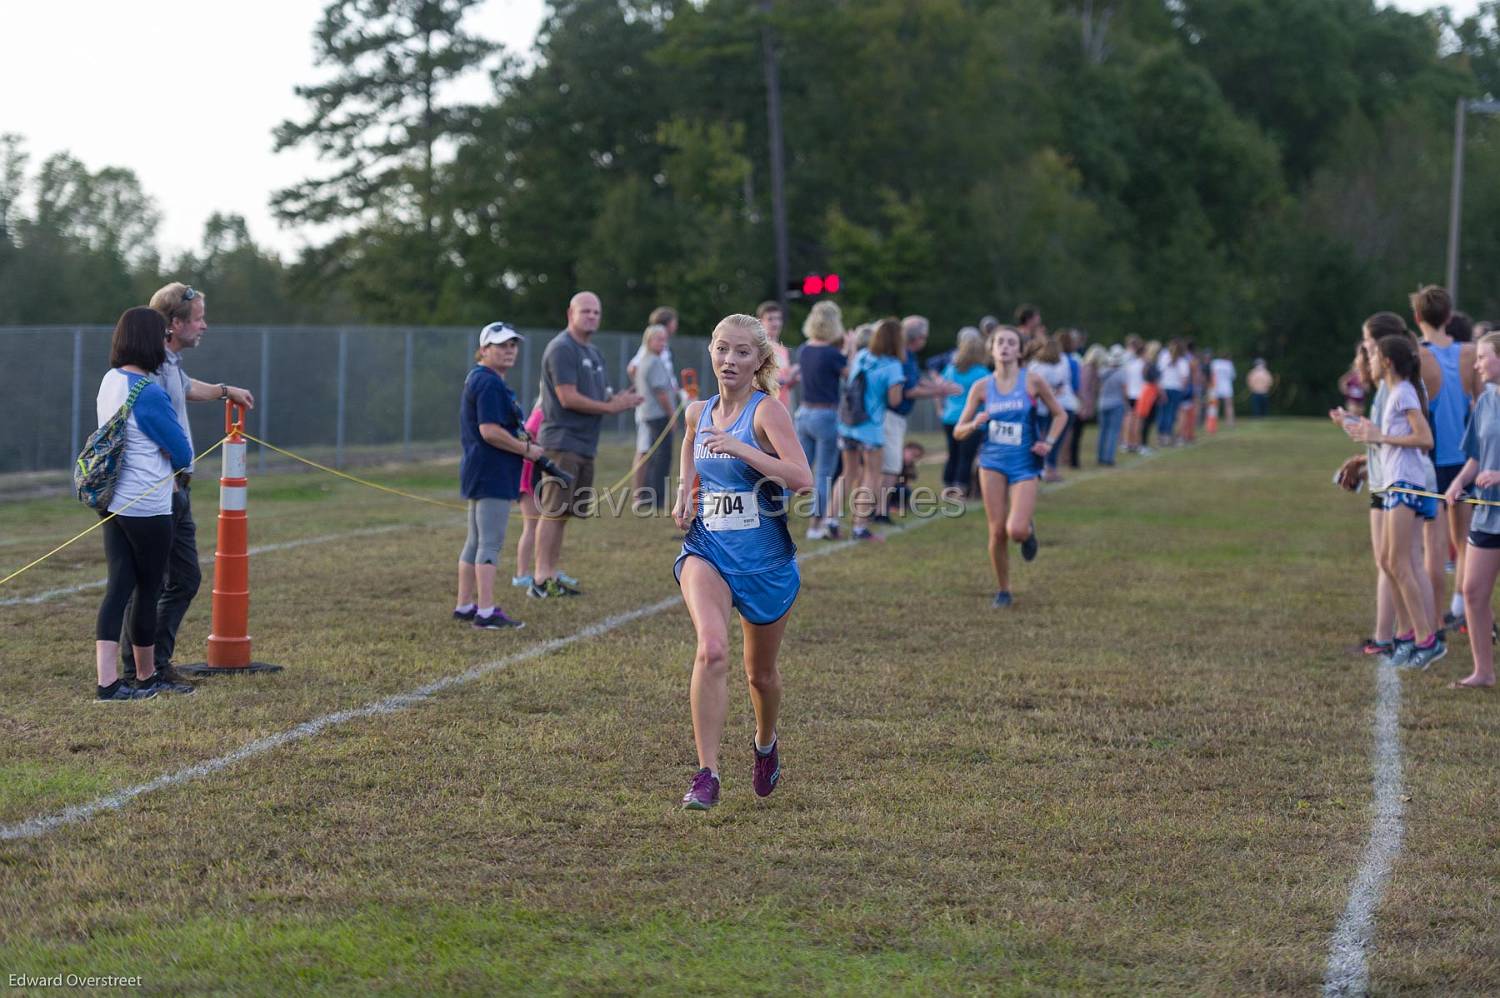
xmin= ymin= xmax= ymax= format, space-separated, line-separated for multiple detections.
xmin=2 ymin=324 xmax=938 ymax=477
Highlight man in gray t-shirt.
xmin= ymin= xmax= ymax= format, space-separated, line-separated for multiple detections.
xmin=530 ymin=291 xmax=641 ymax=598
xmin=539 ymin=326 xmax=611 ymax=456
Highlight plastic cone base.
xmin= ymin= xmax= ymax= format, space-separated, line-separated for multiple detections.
xmin=177 ymin=661 xmax=285 ymax=676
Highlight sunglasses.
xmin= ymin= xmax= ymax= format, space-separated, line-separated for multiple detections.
xmin=182 ymin=286 xmax=198 ymax=302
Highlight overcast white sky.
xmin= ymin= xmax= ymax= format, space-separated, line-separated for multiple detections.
xmin=0 ymin=0 xmax=1479 ymax=263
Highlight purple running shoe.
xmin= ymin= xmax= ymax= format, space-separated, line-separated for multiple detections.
xmin=681 ymin=768 xmax=720 ymax=810
xmin=752 ymin=739 xmax=780 ymax=798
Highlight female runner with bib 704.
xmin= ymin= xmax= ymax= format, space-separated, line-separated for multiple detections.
xmin=672 ymin=314 xmax=813 ymax=811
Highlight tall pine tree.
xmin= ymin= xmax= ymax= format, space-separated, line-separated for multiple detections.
xmin=272 ymin=0 xmax=497 ymax=316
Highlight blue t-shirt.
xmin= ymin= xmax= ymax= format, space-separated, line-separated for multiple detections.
xmin=796 ymin=342 xmax=846 ymax=406
xmin=838 ymin=350 xmax=904 ymax=447
xmin=893 ymin=350 xmax=922 ymax=417
xmin=940 ymin=362 xmax=991 ymax=426
xmin=459 ymin=365 xmax=523 ymax=500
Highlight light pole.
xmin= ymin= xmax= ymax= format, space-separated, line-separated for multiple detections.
xmin=760 ymin=0 xmax=790 ymax=314
xmin=1445 ymin=97 xmax=1500 ymax=306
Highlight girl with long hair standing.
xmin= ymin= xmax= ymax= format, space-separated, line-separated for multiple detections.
xmin=1443 ymin=331 xmax=1500 ymax=687
xmin=953 ymin=326 xmax=1066 ymax=607
xmin=1347 ymin=335 xmax=1446 ymax=670
xmin=672 ymin=315 xmax=812 ymax=810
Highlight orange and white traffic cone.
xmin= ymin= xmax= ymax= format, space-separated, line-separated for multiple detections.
xmin=1206 ymin=398 xmax=1220 ymax=434
xmin=184 ymin=402 xmax=282 ymax=675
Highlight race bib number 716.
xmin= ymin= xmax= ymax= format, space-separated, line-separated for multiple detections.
xmin=988 ymin=420 xmax=1023 ymax=447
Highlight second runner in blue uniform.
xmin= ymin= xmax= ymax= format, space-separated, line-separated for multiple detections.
xmin=953 ymin=326 xmax=1067 ymax=608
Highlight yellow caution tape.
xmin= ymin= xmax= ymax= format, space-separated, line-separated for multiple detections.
xmin=239 ymin=432 xmax=468 ymax=511
xmin=1374 ymin=485 xmax=1500 ymax=508
xmin=0 ymin=436 xmax=228 ymax=589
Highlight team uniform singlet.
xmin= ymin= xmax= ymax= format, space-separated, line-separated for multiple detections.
xmin=976 ymin=372 xmax=1042 ymax=484
xmin=1423 ymin=341 xmax=1470 ymax=473
xmin=675 ymin=391 xmax=800 ymax=624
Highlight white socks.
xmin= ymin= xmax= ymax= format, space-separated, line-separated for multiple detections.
xmin=1452 ymin=593 xmax=1465 ymax=617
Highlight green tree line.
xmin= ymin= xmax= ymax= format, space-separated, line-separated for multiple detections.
xmin=7 ymin=0 xmax=1500 ymax=411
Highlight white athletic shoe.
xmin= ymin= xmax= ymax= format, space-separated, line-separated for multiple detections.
xmin=805 ymin=525 xmax=827 ymax=541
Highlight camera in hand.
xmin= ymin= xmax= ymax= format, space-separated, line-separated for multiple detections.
xmin=536 ymin=454 xmax=574 ymax=484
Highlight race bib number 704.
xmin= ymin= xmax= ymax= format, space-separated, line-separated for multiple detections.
xmin=702 ymin=490 xmax=760 ymax=531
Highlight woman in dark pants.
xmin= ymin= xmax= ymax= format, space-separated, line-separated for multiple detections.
xmin=938 ymin=329 xmax=990 ymax=499
xmin=92 ymin=308 xmax=194 ymax=702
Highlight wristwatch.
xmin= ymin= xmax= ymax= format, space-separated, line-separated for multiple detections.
xmin=219 ymin=383 xmax=229 ymax=399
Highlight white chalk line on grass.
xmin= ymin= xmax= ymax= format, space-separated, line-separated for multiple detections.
xmin=0 ymin=446 xmax=1177 ymax=843
xmin=1322 ymin=663 xmax=1405 ymax=996
xmin=0 ymin=530 xmax=887 ymax=842
xmin=0 ymin=523 xmax=440 ymax=608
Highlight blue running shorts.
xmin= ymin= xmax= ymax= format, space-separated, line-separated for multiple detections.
xmin=674 ymin=554 xmax=801 ymax=625
xmin=1382 ymin=479 xmax=1437 ymax=520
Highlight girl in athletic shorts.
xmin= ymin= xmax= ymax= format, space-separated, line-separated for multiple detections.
xmin=1331 ymin=314 xmax=1414 ymax=658
xmin=1347 ymin=335 xmax=1446 ymax=670
xmin=672 ymin=314 xmax=813 ymax=810
xmin=1443 ymin=330 xmax=1500 ymax=687
xmin=952 ymin=326 xmax=1066 ymax=608
xmin=511 ymin=404 xmax=545 ymax=588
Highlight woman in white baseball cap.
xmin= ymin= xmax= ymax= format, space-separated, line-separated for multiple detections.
xmin=454 ymin=322 xmax=543 ymax=630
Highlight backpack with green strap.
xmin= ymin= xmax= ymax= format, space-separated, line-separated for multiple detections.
xmin=74 ymin=376 xmax=152 ymax=511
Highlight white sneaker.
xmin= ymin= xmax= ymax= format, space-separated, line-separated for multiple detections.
xmin=805 ymin=525 xmax=827 ymax=541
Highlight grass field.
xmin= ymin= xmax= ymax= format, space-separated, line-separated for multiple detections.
xmin=2 ymin=420 xmax=1498 ymax=994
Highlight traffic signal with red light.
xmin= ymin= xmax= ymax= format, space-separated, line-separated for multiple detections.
xmin=794 ymin=273 xmax=841 ymax=298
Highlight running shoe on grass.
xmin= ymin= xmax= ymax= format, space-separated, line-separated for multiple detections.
xmin=95 ymin=681 xmax=158 ymax=703
xmin=472 ymin=609 xmax=524 ymax=630
xmin=1405 ymin=638 xmax=1448 ymax=671
xmin=752 ymin=740 xmax=780 ymax=798
xmin=143 ymin=672 xmax=195 ymax=695
xmin=682 ymin=768 xmax=720 ymax=810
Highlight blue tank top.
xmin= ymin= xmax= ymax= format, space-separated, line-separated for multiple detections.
xmin=1424 ymin=341 xmax=1470 ymax=467
xmin=977 ymin=372 xmax=1037 ymax=468
xmin=682 ymin=392 xmax=796 ymax=575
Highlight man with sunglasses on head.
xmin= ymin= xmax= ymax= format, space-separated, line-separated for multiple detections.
xmin=121 ymin=283 xmax=255 ymax=687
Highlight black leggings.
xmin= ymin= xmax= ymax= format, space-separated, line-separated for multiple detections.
xmin=942 ymin=423 xmax=982 ymax=490
xmin=96 ymin=514 xmax=173 ymax=643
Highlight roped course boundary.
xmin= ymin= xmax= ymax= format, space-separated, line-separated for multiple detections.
xmin=0 ymin=447 xmax=1170 ymax=843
